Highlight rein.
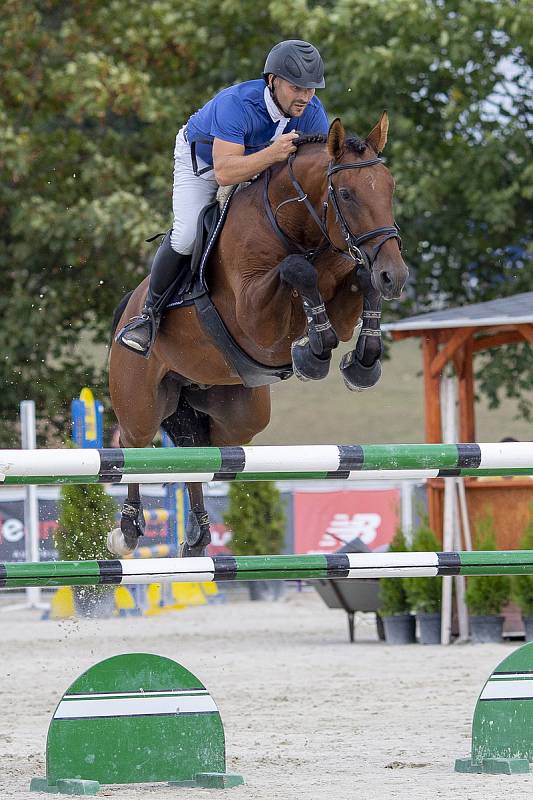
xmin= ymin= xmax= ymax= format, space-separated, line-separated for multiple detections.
xmin=263 ymin=149 xmax=402 ymax=268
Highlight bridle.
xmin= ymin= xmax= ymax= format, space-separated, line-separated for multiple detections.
xmin=263 ymin=149 xmax=402 ymax=269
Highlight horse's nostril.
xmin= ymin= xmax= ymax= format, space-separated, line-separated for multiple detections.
xmin=381 ymin=270 xmax=393 ymax=285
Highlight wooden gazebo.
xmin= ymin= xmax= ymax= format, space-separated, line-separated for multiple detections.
xmin=383 ymin=291 xmax=533 ymax=547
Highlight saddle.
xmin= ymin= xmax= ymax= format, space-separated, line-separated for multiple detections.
xmin=166 ymin=187 xmax=293 ymax=388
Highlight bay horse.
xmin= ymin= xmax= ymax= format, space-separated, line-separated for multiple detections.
xmin=107 ymin=114 xmax=409 ymax=557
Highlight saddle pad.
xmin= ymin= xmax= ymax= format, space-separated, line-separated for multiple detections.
xmin=167 ymin=184 xmax=242 ymax=309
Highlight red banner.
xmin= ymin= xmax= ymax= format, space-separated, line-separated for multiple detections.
xmin=293 ymin=489 xmax=400 ymax=554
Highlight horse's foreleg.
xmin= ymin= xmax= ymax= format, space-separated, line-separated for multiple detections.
xmin=339 ymin=266 xmax=383 ymax=391
xmin=278 ymin=255 xmax=338 ymax=381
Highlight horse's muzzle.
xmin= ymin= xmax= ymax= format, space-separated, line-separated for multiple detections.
xmin=372 ymin=261 xmax=409 ymax=301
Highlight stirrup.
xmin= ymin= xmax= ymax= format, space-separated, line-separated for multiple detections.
xmin=115 ymin=308 xmax=159 ymax=358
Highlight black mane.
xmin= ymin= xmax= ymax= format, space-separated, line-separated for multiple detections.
xmin=294 ymin=133 xmax=327 ymax=146
xmin=295 ymin=133 xmax=367 ymax=154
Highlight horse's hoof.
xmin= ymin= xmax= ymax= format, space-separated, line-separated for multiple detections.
xmin=180 ymin=541 xmax=208 ymax=558
xmin=107 ymin=527 xmax=137 ymax=557
xmin=291 ymin=338 xmax=331 ymax=381
xmin=340 ymin=351 xmax=382 ymax=391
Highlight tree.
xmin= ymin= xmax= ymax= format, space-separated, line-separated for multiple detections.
xmin=378 ymin=527 xmax=411 ymax=616
xmin=1 ymin=0 xmax=531 ymax=443
xmin=511 ymin=502 xmax=533 ymax=616
xmin=55 ymin=481 xmax=116 ymax=561
xmin=465 ymin=511 xmax=511 ymax=615
xmin=404 ymin=519 xmax=442 ymax=614
xmin=224 ymin=481 xmax=286 ymax=556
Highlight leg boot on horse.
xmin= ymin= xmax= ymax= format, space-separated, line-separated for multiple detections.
xmin=278 ymin=254 xmax=339 ymax=381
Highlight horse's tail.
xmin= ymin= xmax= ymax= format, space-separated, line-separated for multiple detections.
xmin=110 ymin=290 xmax=134 ymax=345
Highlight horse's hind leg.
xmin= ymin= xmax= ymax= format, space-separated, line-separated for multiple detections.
xmin=107 ymin=449 xmax=146 ymax=557
xmin=107 ymin=366 xmax=175 ymax=556
xmin=183 ymin=482 xmax=211 ymax=558
xmin=184 ymin=384 xmax=272 ymax=555
xmin=176 ymin=385 xmax=272 ymax=557
xmin=160 ymin=394 xmax=212 ymax=558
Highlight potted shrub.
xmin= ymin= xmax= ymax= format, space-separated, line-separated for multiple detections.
xmin=465 ymin=512 xmax=511 ymax=643
xmin=224 ymin=481 xmax=286 ymax=600
xmin=55 ymin=477 xmax=118 ymax=617
xmin=404 ymin=519 xmax=442 ymax=644
xmin=512 ymin=502 xmax=533 ymax=641
xmin=379 ymin=529 xmax=415 ymax=644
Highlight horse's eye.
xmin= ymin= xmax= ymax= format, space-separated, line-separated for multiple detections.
xmin=339 ymin=188 xmax=351 ymax=201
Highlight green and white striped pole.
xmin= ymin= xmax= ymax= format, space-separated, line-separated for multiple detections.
xmin=3 ymin=551 xmax=533 ymax=589
xmin=0 ymin=442 xmax=532 ymax=485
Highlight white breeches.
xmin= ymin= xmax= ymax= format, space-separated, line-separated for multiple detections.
xmin=171 ymin=127 xmax=219 ymax=254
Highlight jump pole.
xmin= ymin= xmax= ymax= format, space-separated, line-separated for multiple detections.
xmin=0 ymin=442 xmax=532 ymax=484
xmin=3 ymin=551 xmax=533 ymax=589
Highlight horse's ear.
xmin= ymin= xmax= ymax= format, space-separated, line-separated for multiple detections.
xmin=327 ymin=118 xmax=345 ymax=160
xmin=365 ymin=111 xmax=389 ymax=155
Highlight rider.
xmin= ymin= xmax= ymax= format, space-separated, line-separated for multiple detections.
xmin=116 ymin=39 xmax=329 ymax=358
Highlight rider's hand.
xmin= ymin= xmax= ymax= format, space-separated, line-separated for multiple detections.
xmin=268 ymin=131 xmax=299 ymax=162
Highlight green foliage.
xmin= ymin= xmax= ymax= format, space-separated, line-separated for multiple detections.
xmin=1 ymin=0 xmax=531 ymax=442
xmin=476 ymin=345 xmax=533 ymax=424
xmin=404 ymin=519 xmax=442 ymax=614
xmin=465 ymin=511 xmax=511 ymax=616
xmin=512 ymin=502 xmax=533 ymax=617
xmin=379 ymin=528 xmax=411 ymax=616
xmin=223 ymin=482 xmax=285 ymax=556
xmin=55 ymin=480 xmax=117 ymax=561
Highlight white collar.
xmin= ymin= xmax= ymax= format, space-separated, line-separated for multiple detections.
xmin=264 ymin=85 xmax=289 ymax=122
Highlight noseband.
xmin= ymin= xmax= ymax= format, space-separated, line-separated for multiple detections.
xmin=263 ymin=151 xmax=402 ymax=268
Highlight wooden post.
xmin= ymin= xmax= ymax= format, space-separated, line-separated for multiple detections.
xmin=422 ymin=332 xmax=442 ymax=537
xmin=422 ymin=332 xmax=442 ymax=442
xmin=456 ymin=336 xmax=475 ymax=442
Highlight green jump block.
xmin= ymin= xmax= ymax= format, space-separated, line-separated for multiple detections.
xmin=169 ymin=772 xmax=244 ymax=789
xmin=457 ymin=641 xmax=533 ymax=775
xmin=32 ymin=653 xmax=242 ymax=792
xmin=196 ymin=772 xmax=245 ymax=788
xmin=30 ymin=778 xmax=59 ymax=793
xmin=167 ymin=779 xmax=199 ymax=787
xmin=454 ymin=758 xmax=483 ymax=773
xmin=482 ymin=757 xmax=530 ymax=775
xmin=30 ymin=778 xmax=100 ymax=795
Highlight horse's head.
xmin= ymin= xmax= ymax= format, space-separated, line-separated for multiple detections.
xmin=326 ymin=113 xmax=408 ymax=300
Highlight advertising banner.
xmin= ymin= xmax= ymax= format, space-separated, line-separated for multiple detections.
xmin=0 ymin=489 xmax=294 ymax=561
xmin=293 ymin=489 xmax=400 ymax=554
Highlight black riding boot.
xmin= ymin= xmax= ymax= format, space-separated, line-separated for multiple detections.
xmin=116 ymin=231 xmax=191 ymax=358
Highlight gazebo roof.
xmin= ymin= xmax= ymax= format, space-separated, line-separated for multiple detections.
xmin=382 ymin=291 xmax=533 ymax=332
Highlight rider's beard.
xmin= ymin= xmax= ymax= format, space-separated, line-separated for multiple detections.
xmin=269 ymin=81 xmax=309 ymax=119
xmin=274 ymin=93 xmax=308 ymax=118
xmin=270 ymin=85 xmax=291 ymax=118
xmin=269 ymin=79 xmax=309 ymax=118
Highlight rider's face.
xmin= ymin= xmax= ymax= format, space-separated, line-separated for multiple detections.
xmin=270 ymin=76 xmax=315 ymax=117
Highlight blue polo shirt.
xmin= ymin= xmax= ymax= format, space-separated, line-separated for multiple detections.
xmin=186 ymin=79 xmax=328 ymax=167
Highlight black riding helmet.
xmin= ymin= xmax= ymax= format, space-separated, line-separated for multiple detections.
xmin=263 ymin=40 xmax=325 ymax=89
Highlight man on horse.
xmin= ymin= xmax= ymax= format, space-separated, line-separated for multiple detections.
xmin=116 ymin=39 xmax=328 ymax=358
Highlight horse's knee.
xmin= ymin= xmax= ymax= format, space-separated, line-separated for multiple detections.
xmin=279 ymin=255 xmax=317 ymax=294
